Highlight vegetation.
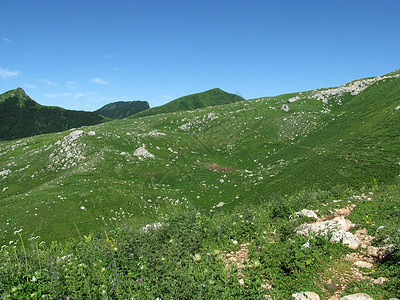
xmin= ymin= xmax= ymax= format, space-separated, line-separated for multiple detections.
xmin=95 ymin=101 xmax=149 ymax=119
xmin=0 ymin=88 xmax=108 ymax=141
xmin=0 ymin=71 xmax=400 ymax=298
xmin=1 ymin=185 xmax=399 ymax=299
xmin=131 ymin=88 xmax=244 ymax=118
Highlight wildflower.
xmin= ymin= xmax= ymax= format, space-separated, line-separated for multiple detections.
xmin=193 ymin=254 xmax=201 ymax=262
xmin=253 ymin=260 xmax=261 ymax=268
xmin=31 ymin=276 xmax=37 ymax=282
xmin=104 ymin=231 xmax=117 ymax=251
xmin=14 ymin=229 xmax=23 ymax=235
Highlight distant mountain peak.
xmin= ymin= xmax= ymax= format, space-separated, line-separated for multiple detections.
xmin=132 ymin=88 xmax=244 ymax=118
xmin=95 ymin=100 xmax=149 ymax=119
xmin=0 ymin=88 xmax=108 ymax=141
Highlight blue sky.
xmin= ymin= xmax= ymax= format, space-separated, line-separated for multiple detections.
xmin=1 ymin=0 xmax=399 ymax=111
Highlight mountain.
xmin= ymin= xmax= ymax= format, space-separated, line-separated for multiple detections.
xmin=2 ymin=71 xmax=400 ymax=299
xmin=132 ymin=88 xmax=244 ymax=118
xmin=0 ymin=88 xmax=109 ymax=141
xmin=0 ymin=71 xmax=399 ymax=245
xmin=95 ymin=100 xmax=149 ymax=119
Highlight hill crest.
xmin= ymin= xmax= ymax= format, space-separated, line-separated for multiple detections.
xmin=132 ymin=88 xmax=244 ymax=118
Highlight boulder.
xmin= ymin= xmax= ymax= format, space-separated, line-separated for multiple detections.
xmin=342 ymin=232 xmax=361 ymax=249
xmin=295 ymin=217 xmax=352 ymax=236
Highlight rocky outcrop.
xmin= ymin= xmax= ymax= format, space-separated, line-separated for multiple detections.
xmin=295 ymin=210 xmax=361 ymax=249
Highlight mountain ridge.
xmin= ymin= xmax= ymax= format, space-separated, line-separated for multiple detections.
xmin=131 ymin=88 xmax=245 ymax=118
xmin=0 ymin=88 xmax=109 ymax=141
xmin=95 ymin=100 xmax=150 ymax=119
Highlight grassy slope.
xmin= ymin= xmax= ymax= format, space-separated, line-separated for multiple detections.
xmin=0 ymin=73 xmax=399 ymax=245
xmin=0 ymin=88 xmax=108 ymax=141
xmin=131 ymin=88 xmax=244 ymax=118
xmin=95 ymin=101 xmax=150 ymax=119
xmin=1 ymin=72 xmax=400 ymax=298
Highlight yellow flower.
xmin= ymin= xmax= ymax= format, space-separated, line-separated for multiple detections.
xmin=104 ymin=231 xmax=117 ymax=251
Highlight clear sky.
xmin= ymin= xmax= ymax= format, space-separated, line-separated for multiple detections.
xmin=1 ymin=0 xmax=399 ymax=111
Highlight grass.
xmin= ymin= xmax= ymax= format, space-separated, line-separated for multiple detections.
xmin=0 ymin=71 xmax=400 ymax=298
xmin=1 ymin=185 xmax=399 ymax=299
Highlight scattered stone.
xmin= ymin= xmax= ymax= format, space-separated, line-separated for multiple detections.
xmin=87 ymin=131 xmax=96 ymax=136
xmin=301 ymin=239 xmax=311 ymax=249
xmin=395 ymin=105 xmax=400 ymax=111
xmin=0 ymin=169 xmax=11 ymax=176
xmin=238 ymin=278 xmax=245 ymax=286
xmin=281 ymin=104 xmax=290 ymax=112
xmin=292 ymin=291 xmax=320 ymax=300
xmin=69 ymin=130 xmax=84 ymax=140
xmin=340 ymin=293 xmax=373 ymax=300
xmin=372 ymin=277 xmax=387 ymax=285
xmin=355 ymin=229 xmax=374 ymax=249
xmin=133 ymin=147 xmax=155 ymax=159
xmin=139 ymin=222 xmax=163 ymax=233
xmin=224 ymin=243 xmax=250 ymax=279
xmin=295 ymin=209 xmax=318 ymax=219
xmin=354 ymin=261 xmax=373 ymax=269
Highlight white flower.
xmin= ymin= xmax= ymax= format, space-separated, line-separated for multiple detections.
xmin=80 ymin=206 xmax=86 ymax=210
xmin=193 ymin=253 xmax=201 ymax=262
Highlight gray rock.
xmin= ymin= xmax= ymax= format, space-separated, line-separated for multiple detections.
xmin=295 ymin=217 xmax=352 ymax=236
xmin=342 ymin=231 xmax=361 ymax=249
xmin=295 ymin=209 xmax=318 ymax=219
xmin=301 ymin=240 xmax=311 ymax=249
xmin=372 ymin=277 xmax=387 ymax=284
xmin=292 ymin=291 xmax=320 ymax=300
xmin=340 ymin=293 xmax=374 ymax=300
xmin=330 ymin=230 xmax=361 ymax=249
xmin=281 ymin=104 xmax=290 ymax=112
xmin=330 ymin=230 xmax=346 ymax=243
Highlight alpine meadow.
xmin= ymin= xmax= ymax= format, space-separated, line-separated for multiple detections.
xmin=0 ymin=70 xmax=399 ymax=299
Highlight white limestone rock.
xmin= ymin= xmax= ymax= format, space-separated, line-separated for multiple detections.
xmin=295 ymin=217 xmax=352 ymax=236
xmin=340 ymin=293 xmax=373 ymax=300
xmin=294 ymin=209 xmax=318 ymax=219
xmin=133 ymin=147 xmax=155 ymax=159
xmin=292 ymin=291 xmax=320 ymax=300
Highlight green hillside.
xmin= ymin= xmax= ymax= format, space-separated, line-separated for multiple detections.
xmin=0 ymin=88 xmax=109 ymax=141
xmin=0 ymin=72 xmax=399 ymax=243
xmin=1 ymin=71 xmax=400 ymax=298
xmin=95 ymin=100 xmax=149 ymax=119
xmin=132 ymin=88 xmax=244 ymax=118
